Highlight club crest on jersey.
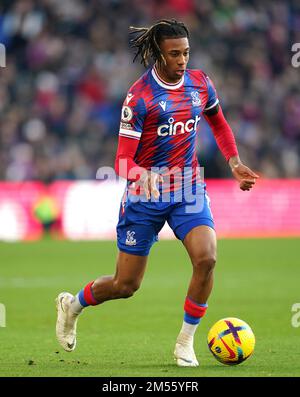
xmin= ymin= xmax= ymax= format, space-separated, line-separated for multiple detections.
xmin=191 ymin=91 xmax=201 ymax=106
xmin=121 ymin=106 xmax=133 ymax=122
xmin=125 ymin=230 xmax=136 ymax=246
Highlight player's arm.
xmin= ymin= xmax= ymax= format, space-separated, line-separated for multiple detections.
xmin=203 ymin=104 xmax=259 ymax=191
xmin=115 ymin=95 xmax=162 ymax=199
xmin=115 ymin=135 xmax=145 ymax=181
xmin=115 ymin=136 xmax=163 ymax=199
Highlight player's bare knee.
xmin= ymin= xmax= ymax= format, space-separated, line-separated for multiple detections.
xmin=193 ymin=255 xmax=216 ymax=276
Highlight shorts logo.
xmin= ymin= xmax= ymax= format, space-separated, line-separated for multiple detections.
xmin=121 ymin=106 xmax=133 ymax=122
xmin=125 ymin=230 xmax=136 ymax=246
xmin=191 ymin=91 xmax=201 ymax=106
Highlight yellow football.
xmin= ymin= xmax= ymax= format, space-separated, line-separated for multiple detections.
xmin=207 ymin=317 xmax=255 ymax=365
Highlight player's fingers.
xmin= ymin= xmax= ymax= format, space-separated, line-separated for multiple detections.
xmin=143 ymin=178 xmax=150 ymax=200
xmin=240 ymin=180 xmax=254 ymax=191
xmin=152 ymin=188 xmax=160 ymax=199
xmin=249 ymin=170 xmax=260 ymax=179
xmin=151 ymin=175 xmax=160 ymax=199
xmin=240 ymin=185 xmax=250 ymax=191
xmin=240 ymin=165 xmax=259 ymax=179
xmin=148 ymin=177 xmax=153 ymax=199
xmin=241 ymin=183 xmax=252 ymax=189
xmin=243 ymin=179 xmax=256 ymax=185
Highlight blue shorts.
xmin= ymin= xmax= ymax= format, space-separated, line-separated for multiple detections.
xmin=116 ymin=184 xmax=214 ymax=256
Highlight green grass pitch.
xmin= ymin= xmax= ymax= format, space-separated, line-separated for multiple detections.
xmin=0 ymin=238 xmax=299 ymax=377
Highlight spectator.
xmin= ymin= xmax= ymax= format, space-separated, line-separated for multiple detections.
xmin=0 ymin=0 xmax=299 ymax=182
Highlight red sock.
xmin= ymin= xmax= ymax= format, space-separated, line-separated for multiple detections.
xmin=78 ymin=281 xmax=99 ymax=307
xmin=184 ymin=297 xmax=208 ymax=324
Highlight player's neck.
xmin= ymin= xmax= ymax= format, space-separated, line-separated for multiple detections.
xmin=154 ymin=64 xmax=182 ymax=85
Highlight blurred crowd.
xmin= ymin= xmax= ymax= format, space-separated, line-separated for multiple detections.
xmin=0 ymin=0 xmax=299 ymax=182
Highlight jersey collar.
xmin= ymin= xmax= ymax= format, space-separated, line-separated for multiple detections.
xmin=151 ymin=65 xmax=184 ymax=90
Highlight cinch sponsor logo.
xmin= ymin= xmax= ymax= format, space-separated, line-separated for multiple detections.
xmin=157 ymin=115 xmax=201 ymax=136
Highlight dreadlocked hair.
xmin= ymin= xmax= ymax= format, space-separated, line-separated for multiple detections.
xmin=129 ymin=19 xmax=189 ymax=67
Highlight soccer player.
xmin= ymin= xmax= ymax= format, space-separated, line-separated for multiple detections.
xmin=56 ymin=19 xmax=259 ymax=367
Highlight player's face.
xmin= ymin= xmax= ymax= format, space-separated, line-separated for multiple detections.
xmin=157 ymin=37 xmax=190 ymax=83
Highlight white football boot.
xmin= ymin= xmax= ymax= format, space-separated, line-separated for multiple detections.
xmin=174 ymin=332 xmax=199 ymax=367
xmin=55 ymin=292 xmax=79 ymax=352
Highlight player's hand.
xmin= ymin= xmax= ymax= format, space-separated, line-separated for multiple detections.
xmin=139 ymin=170 xmax=164 ymax=199
xmin=229 ymin=157 xmax=259 ymax=191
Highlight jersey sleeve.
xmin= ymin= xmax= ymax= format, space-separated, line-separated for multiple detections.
xmin=203 ymin=74 xmax=219 ymax=111
xmin=118 ymin=92 xmax=147 ymax=140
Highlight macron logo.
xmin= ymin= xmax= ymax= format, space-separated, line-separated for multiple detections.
xmin=159 ymin=101 xmax=167 ymax=111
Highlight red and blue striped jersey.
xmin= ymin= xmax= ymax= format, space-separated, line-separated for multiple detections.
xmin=118 ymin=66 xmax=219 ymax=189
xmin=119 ymin=66 xmax=218 ymax=168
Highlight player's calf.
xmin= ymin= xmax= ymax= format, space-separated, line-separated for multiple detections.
xmin=111 ymin=279 xmax=141 ymax=299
